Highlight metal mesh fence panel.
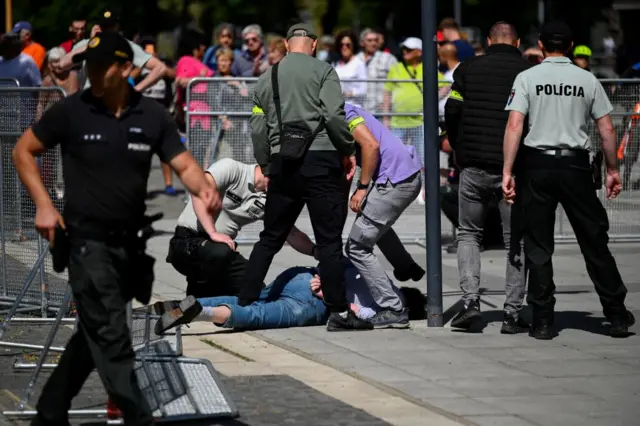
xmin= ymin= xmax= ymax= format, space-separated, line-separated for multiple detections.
xmin=185 ymin=77 xmax=640 ymax=245
xmin=0 ymin=87 xmax=68 ymax=308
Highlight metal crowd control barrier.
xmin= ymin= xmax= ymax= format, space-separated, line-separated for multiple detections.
xmin=185 ymin=77 xmax=640 ymax=244
xmin=0 ymin=86 xmax=70 ymax=314
xmin=2 ymin=299 xmax=238 ymax=423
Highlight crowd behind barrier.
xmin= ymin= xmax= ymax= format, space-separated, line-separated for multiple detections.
xmin=183 ymin=77 xmax=640 ymax=245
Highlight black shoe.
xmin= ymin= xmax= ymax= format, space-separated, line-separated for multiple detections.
xmin=500 ymin=313 xmax=530 ymax=335
xmin=370 ymin=309 xmax=410 ymax=329
xmin=393 ymin=262 xmax=425 ymax=282
xmin=451 ymin=300 xmax=483 ymax=330
xmin=326 ymin=310 xmax=373 ymax=332
xmin=529 ymin=323 xmax=555 ymax=340
xmin=610 ymin=310 xmax=635 ymax=338
xmin=154 ymin=296 xmax=203 ymax=335
xmin=153 ymin=300 xmax=180 ymax=316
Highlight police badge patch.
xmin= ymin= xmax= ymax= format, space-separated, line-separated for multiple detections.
xmin=507 ymin=89 xmax=515 ymax=106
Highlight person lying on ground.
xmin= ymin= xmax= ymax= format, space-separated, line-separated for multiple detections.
xmin=153 ymin=261 xmax=427 ymax=334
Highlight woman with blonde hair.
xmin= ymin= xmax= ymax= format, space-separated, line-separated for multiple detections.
xmin=267 ymin=36 xmax=286 ymax=65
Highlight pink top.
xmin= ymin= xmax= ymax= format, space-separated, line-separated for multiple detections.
xmin=176 ymin=56 xmax=214 ymax=129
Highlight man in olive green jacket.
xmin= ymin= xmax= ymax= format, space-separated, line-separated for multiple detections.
xmin=238 ymin=23 xmax=372 ymax=332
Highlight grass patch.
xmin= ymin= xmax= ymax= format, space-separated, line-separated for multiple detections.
xmin=200 ymin=338 xmax=254 ymax=362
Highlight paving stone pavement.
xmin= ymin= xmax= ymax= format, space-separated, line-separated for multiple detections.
xmin=2 ymin=162 xmax=640 ymax=426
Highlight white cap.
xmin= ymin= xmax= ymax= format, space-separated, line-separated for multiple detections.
xmin=401 ymin=37 xmax=422 ymax=50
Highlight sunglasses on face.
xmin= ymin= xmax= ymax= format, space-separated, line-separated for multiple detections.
xmin=402 ymin=47 xmax=415 ymax=53
xmin=220 ymin=33 xmax=232 ymax=39
xmin=364 ymin=38 xmax=377 ymax=43
xmin=340 ymin=42 xmax=353 ymax=48
xmin=244 ymin=37 xmax=259 ymax=43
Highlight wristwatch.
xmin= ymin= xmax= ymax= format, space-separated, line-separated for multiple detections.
xmin=357 ymin=181 xmax=369 ymax=190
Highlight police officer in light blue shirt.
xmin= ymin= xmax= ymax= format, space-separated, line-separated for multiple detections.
xmin=502 ymin=22 xmax=634 ymax=340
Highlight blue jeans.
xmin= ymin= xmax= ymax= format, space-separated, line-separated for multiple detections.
xmin=392 ymin=125 xmax=425 ymax=168
xmin=198 ymin=267 xmax=329 ymax=330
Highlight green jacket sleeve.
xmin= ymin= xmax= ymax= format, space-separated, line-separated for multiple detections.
xmin=319 ymin=66 xmax=355 ymax=156
xmin=249 ymin=85 xmax=271 ymax=175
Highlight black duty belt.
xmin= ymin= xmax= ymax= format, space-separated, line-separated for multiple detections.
xmin=174 ymin=226 xmax=207 ymax=240
xmin=535 ymin=149 xmax=588 ymax=158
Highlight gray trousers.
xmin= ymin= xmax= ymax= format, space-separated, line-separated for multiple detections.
xmin=346 ymin=172 xmax=422 ymax=311
xmin=457 ymin=167 xmax=526 ymax=316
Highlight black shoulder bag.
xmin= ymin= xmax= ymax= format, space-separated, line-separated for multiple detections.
xmin=271 ymin=62 xmax=326 ymax=160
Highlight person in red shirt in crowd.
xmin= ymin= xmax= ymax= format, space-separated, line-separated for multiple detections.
xmin=60 ymin=19 xmax=87 ymax=53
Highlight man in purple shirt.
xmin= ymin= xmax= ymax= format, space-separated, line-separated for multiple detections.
xmin=344 ymin=103 xmax=424 ymax=328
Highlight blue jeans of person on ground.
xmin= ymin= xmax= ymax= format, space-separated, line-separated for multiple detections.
xmin=198 ymin=267 xmax=329 ymax=330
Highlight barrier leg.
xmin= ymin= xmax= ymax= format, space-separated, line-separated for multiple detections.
xmin=0 ymin=249 xmax=48 ymax=340
xmin=19 ymin=285 xmax=72 ymax=410
xmin=38 ymin=237 xmax=48 ymax=318
xmin=0 ymin=139 xmax=7 ymax=298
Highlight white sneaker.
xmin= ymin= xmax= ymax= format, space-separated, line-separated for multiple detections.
xmin=416 ymin=190 xmax=425 ymax=205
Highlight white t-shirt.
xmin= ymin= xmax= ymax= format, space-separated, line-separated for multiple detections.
xmin=73 ymin=37 xmax=152 ymax=89
xmin=333 ymin=56 xmax=368 ymax=107
xmin=176 ymin=158 xmax=266 ymax=239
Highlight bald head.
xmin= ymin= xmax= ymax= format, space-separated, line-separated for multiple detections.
xmin=285 ymin=36 xmax=316 ymax=55
xmin=488 ymin=21 xmax=519 ymax=46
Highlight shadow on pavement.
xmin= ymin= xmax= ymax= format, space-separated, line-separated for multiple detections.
xmin=481 ymin=309 xmax=635 ymax=337
xmin=146 ymin=189 xmax=186 ymax=200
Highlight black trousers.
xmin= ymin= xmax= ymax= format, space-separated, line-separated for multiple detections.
xmin=33 ymin=239 xmax=152 ymax=426
xmin=518 ymin=150 xmax=628 ymax=325
xmin=238 ymin=166 xmax=350 ymax=312
xmin=167 ymin=226 xmax=248 ymax=298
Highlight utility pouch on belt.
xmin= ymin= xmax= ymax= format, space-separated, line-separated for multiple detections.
xmin=271 ymin=62 xmax=325 ymax=160
xmin=592 ymin=150 xmax=603 ymax=190
xmin=50 ymin=225 xmax=70 ymax=273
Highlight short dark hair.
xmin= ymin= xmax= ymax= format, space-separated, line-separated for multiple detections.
xmin=399 ymin=287 xmax=427 ymax=320
xmin=542 ymin=39 xmax=571 ymax=54
xmin=177 ymin=29 xmax=205 ymax=58
xmin=489 ymin=21 xmax=518 ymax=42
xmin=334 ymin=30 xmax=359 ymax=56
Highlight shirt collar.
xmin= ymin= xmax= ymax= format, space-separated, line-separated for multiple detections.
xmin=485 ymin=43 xmax=523 ymax=56
xmin=542 ymin=56 xmax=572 ymax=64
xmin=81 ymin=86 xmax=143 ymax=116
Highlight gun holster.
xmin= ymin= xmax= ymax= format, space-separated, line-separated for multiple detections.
xmin=591 ymin=150 xmax=604 ymax=190
xmin=50 ymin=226 xmax=70 ymax=273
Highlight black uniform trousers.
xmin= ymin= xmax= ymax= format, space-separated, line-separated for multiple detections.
xmin=517 ymin=148 xmax=628 ymax=326
xmin=33 ymin=237 xmax=152 ymax=426
xmin=167 ymin=226 xmax=248 ymax=298
xmin=238 ymin=155 xmax=350 ymax=312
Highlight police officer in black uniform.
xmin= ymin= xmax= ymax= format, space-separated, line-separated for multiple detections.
xmin=13 ymin=32 xmax=219 ymax=426
xmin=502 ymin=22 xmax=635 ymax=340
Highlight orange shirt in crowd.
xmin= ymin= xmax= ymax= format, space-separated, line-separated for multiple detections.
xmin=23 ymin=42 xmax=46 ymax=70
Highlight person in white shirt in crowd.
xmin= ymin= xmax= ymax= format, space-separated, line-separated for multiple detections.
xmin=356 ymin=28 xmax=397 ymax=112
xmin=317 ymin=35 xmax=335 ymax=63
xmin=59 ymin=9 xmax=167 ymax=92
xmin=0 ymin=33 xmax=41 ymax=87
xmin=437 ymin=43 xmax=460 ymax=180
xmin=136 ymin=37 xmax=178 ymax=196
xmin=332 ymin=30 xmax=368 ymax=107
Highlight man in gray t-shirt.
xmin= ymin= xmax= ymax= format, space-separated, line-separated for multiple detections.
xmin=59 ymin=9 xmax=166 ymax=92
xmin=168 ymin=158 xmax=318 ymax=298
